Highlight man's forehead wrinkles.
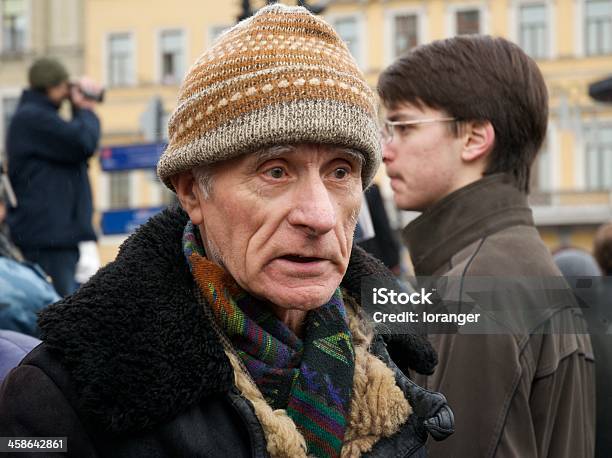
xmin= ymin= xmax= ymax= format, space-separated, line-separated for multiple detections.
xmin=254 ymin=145 xmax=296 ymax=164
xmin=253 ymin=145 xmax=363 ymax=165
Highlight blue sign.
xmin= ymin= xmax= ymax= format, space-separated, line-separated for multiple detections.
xmin=100 ymin=143 xmax=167 ymax=171
xmin=101 ymin=207 xmax=165 ymax=235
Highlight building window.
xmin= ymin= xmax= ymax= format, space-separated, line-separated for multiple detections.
xmin=1 ymin=0 xmax=26 ymax=53
xmin=456 ymin=9 xmax=481 ymax=35
xmin=109 ymin=172 xmax=131 ymax=209
xmin=393 ymin=14 xmax=419 ymax=58
xmin=334 ymin=16 xmax=360 ymax=65
xmin=519 ymin=3 xmax=548 ymax=59
xmin=585 ymin=0 xmax=612 ymax=56
xmin=159 ymin=30 xmax=184 ymax=85
xmin=108 ymin=33 xmax=133 ymax=87
xmin=584 ymin=123 xmax=612 ymax=190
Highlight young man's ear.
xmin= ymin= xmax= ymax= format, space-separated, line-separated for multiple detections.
xmin=461 ymin=121 xmax=495 ymax=163
xmin=171 ymin=171 xmax=203 ymax=225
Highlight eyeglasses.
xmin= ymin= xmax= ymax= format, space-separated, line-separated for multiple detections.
xmin=380 ymin=117 xmax=457 ymax=144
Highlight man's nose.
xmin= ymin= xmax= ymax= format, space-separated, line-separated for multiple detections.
xmin=287 ymin=176 xmax=336 ymax=236
xmin=382 ymin=142 xmax=395 ymax=164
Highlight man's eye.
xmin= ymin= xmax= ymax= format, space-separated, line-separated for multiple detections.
xmin=266 ymin=167 xmax=285 ymax=179
xmin=333 ymin=168 xmax=350 ymax=179
xmin=395 ymin=125 xmax=412 ymax=135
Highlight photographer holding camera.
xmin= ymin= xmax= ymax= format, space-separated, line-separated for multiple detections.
xmin=6 ymin=57 xmax=102 ymax=296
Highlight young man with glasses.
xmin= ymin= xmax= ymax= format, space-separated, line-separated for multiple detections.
xmin=378 ymin=35 xmax=595 ymax=457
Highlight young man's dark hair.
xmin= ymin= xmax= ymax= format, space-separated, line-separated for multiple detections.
xmin=378 ymin=35 xmax=548 ymax=192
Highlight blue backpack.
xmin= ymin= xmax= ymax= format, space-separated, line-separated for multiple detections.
xmin=0 ymin=257 xmax=60 ymax=337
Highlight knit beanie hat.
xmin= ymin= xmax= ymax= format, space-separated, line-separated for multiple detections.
xmin=157 ymin=3 xmax=381 ymax=191
xmin=28 ymin=58 xmax=70 ymax=90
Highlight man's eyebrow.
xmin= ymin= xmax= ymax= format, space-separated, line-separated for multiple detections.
xmin=386 ymin=112 xmax=417 ymax=122
xmin=335 ymin=147 xmax=364 ymax=166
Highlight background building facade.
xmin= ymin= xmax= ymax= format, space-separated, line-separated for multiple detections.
xmin=3 ymin=0 xmax=610 ymax=264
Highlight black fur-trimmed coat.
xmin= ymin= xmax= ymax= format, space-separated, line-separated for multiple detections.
xmin=0 ymin=206 xmax=453 ymax=457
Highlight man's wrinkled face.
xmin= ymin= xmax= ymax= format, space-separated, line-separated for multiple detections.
xmin=195 ymin=144 xmax=363 ymax=310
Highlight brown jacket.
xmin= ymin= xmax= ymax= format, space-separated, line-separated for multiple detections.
xmin=404 ymin=174 xmax=595 ymax=458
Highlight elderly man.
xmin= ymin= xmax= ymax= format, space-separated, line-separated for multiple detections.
xmin=0 ymin=5 xmax=452 ymax=458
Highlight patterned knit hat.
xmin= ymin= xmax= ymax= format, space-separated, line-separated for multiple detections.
xmin=157 ymin=3 xmax=381 ymax=191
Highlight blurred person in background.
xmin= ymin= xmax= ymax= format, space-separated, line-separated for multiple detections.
xmin=0 ymin=163 xmax=20 ymax=262
xmin=378 ymin=35 xmax=595 ymax=457
xmin=0 ymin=6 xmax=453 ymax=457
xmin=554 ymin=247 xmax=602 ymax=277
xmin=6 ymin=57 xmax=101 ymax=296
xmin=554 ymin=247 xmax=610 ymax=458
xmin=594 ymin=223 xmax=612 ymax=276
xmin=592 ymin=223 xmax=612 ymax=457
xmin=357 ymin=183 xmax=401 ymax=275
xmin=0 ymin=165 xmax=59 ymax=337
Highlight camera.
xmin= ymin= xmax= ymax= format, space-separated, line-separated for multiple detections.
xmin=70 ymin=82 xmax=105 ymax=103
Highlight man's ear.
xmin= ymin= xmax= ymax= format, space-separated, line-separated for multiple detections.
xmin=461 ymin=121 xmax=495 ymax=163
xmin=171 ymin=171 xmax=203 ymax=225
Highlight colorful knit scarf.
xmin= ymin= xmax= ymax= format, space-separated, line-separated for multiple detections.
xmin=183 ymin=222 xmax=355 ymax=458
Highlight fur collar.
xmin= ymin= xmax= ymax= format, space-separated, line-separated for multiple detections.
xmin=224 ymin=303 xmax=412 ymax=458
xmin=38 ymin=205 xmax=434 ymax=433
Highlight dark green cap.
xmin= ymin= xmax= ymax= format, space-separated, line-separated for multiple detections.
xmin=28 ymin=57 xmax=70 ymax=90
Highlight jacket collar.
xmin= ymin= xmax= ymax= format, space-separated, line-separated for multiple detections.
xmin=403 ymin=174 xmax=534 ymax=276
xmin=38 ymin=205 xmax=402 ymax=433
xmin=19 ymin=89 xmax=60 ymax=111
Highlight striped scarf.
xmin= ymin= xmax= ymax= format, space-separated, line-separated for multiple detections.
xmin=183 ymin=222 xmax=355 ymax=458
